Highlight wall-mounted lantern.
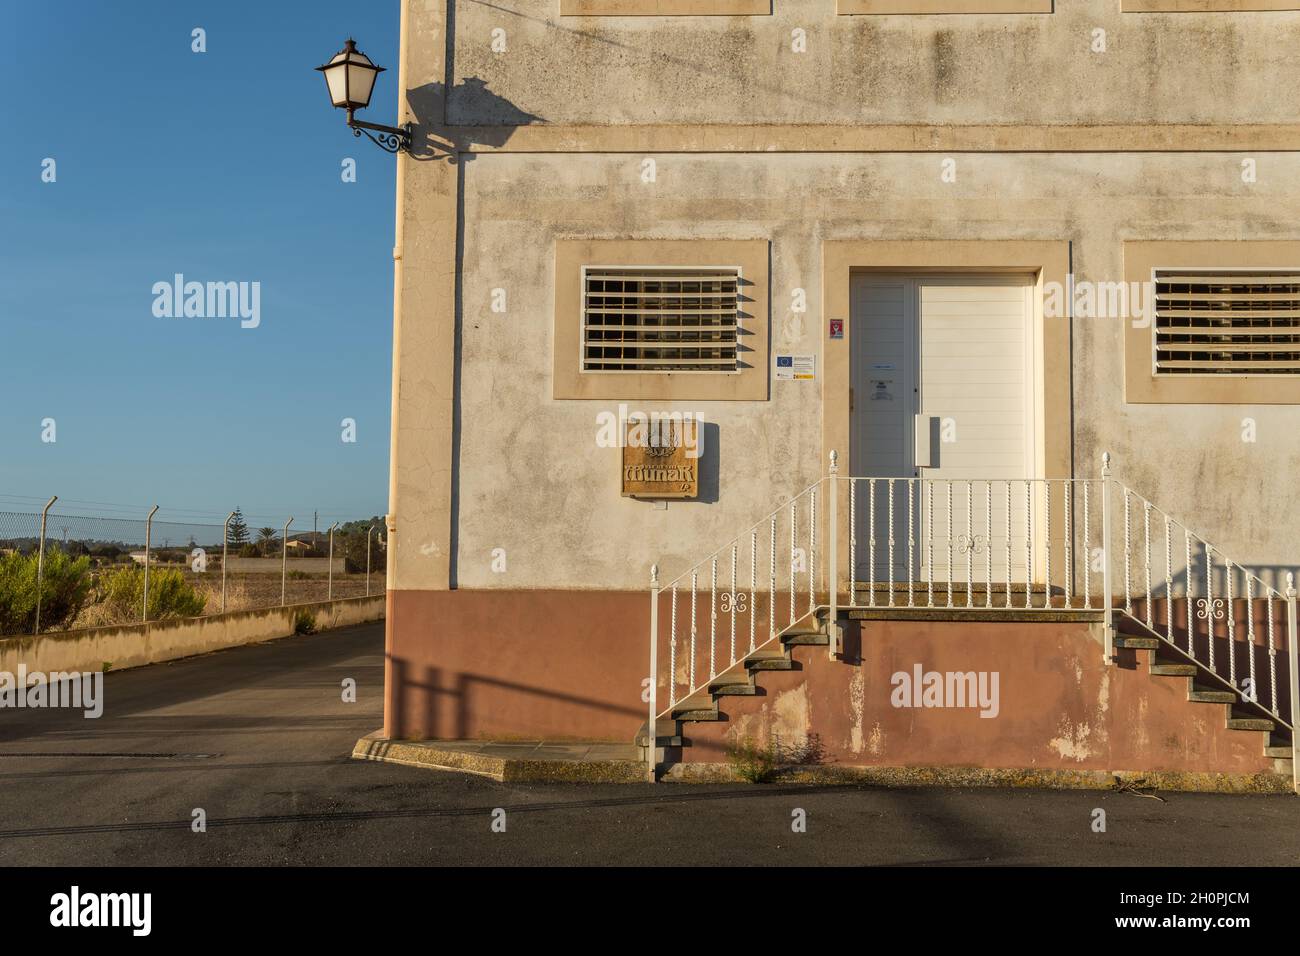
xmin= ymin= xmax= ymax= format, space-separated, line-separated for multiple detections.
xmin=316 ymin=38 xmax=412 ymax=154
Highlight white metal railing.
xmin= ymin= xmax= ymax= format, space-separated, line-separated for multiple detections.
xmin=1110 ymin=481 xmax=1298 ymax=740
xmin=838 ymin=474 xmax=1103 ymax=614
xmin=649 ymin=478 xmax=827 ymax=735
xmin=644 ymin=451 xmax=1299 ymax=788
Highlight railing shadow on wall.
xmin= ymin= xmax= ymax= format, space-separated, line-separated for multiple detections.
xmin=388 ymin=657 xmax=643 ymax=741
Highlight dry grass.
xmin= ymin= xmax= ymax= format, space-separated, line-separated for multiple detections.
xmin=60 ymin=569 xmax=385 ymax=633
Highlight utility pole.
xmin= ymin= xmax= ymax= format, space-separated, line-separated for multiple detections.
xmin=314 ymin=511 xmax=318 ymax=536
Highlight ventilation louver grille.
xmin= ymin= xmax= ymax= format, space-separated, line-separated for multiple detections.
xmin=582 ymin=267 xmax=740 ymax=373
xmin=1154 ymin=270 xmax=1300 ymax=376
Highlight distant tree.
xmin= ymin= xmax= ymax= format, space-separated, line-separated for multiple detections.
xmin=227 ymin=509 xmax=249 ymax=546
xmin=257 ymin=527 xmax=278 ymax=556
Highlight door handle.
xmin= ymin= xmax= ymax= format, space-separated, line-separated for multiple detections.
xmin=914 ymin=415 xmax=940 ymax=468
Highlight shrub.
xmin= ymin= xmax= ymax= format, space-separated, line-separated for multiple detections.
xmin=0 ymin=547 xmax=93 ymax=635
xmin=726 ymin=736 xmax=781 ymax=784
xmin=238 ymin=543 xmax=260 ymax=558
xmin=292 ymin=608 xmax=317 ymax=635
xmin=724 ymin=733 xmax=826 ymax=783
xmin=97 ymin=565 xmax=206 ymax=623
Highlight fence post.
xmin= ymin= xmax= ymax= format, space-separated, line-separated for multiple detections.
xmin=647 ymin=563 xmax=659 ymax=783
xmin=1100 ymin=453 xmax=1114 ymax=664
xmin=222 ymin=511 xmax=235 ymax=614
xmin=1286 ymin=572 xmax=1298 ymax=796
xmin=327 ymin=522 xmax=339 ymax=601
xmin=142 ymin=505 xmax=159 ymax=623
xmin=34 ymin=495 xmax=57 ymax=635
xmin=828 ymin=450 xmax=839 ymax=658
xmin=281 ymin=517 xmax=293 ymax=606
xmin=366 ymin=524 xmax=376 ymax=597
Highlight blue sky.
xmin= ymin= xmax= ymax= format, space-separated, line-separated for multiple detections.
xmin=0 ymin=1 xmax=400 ymax=528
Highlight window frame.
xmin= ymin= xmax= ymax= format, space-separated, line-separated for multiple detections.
xmin=560 ymin=0 xmax=770 ymax=16
xmin=554 ymin=239 xmax=770 ymax=401
xmin=1124 ymin=241 xmax=1300 ymax=404
xmin=837 ymin=0 xmax=1052 ymax=14
xmin=1122 ymin=1 xmax=1300 ymax=12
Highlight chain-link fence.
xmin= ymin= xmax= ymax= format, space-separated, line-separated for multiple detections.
xmin=0 ymin=502 xmax=386 ymax=637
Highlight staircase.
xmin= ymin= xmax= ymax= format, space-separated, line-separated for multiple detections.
xmin=639 ymin=453 xmax=1298 ymax=788
xmin=638 ymin=609 xmax=1293 ymax=781
xmin=1114 ymin=628 xmax=1295 ymax=777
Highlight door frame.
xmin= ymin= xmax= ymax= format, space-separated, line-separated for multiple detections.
xmin=823 ymin=241 xmax=1072 ymax=587
xmin=824 ymin=241 xmax=1072 ymax=488
xmin=848 ymin=272 xmax=1039 ymax=483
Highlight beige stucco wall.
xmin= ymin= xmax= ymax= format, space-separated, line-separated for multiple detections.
xmin=447 ymin=0 xmax=1300 ymax=127
xmin=447 ymin=151 xmax=1300 ymax=589
xmin=389 ymin=0 xmax=1300 ymax=594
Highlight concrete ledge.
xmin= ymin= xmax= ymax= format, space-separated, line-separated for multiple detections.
xmin=352 ymin=734 xmax=1291 ymax=793
xmin=352 ymin=733 xmax=647 ymax=783
xmin=0 ymin=595 xmax=385 ymax=678
xmin=662 ymin=762 xmax=1295 ymax=793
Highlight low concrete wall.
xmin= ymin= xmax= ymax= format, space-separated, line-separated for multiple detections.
xmin=0 ymin=595 xmax=384 ymax=678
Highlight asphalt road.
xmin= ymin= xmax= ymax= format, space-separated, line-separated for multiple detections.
xmin=0 ymin=621 xmax=1297 ymax=867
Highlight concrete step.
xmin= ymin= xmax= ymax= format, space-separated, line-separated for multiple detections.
xmin=1114 ymin=635 xmax=1161 ymax=650
xmin=1226 ymin=715 xmax=1276 ymax=732
xmin=1265 ymin=745 xmax=1294 ymax=760
xmin=849 ymin=607 xmax=1102 ymax=623
xmin=709 ymin=682 xmax=758 ymax=697
xmin=783 ymin=631 xmax=829 ymax=646
xmin=746 ymin=654 xmax=795 ymax=671
xmin=673 ymin=708 xmax=723 ymax=722
xmin=1189 ymin=686 xmax=1239 ymax=704
xmin=635 ymin=732 xmax=684 ymax=748
xmin=1149 ymin=662 xmax=1198 ymax=677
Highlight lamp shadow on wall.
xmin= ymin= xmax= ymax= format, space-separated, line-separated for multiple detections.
xmin=405 ymin=79 xmax=543 ymax=161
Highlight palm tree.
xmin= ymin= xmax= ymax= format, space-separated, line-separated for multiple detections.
xmin=257 ymin=527 xmax=278 ymax=556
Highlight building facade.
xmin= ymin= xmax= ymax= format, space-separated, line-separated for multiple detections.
xmin=380 ymin=0 xmax=1300 ymax=783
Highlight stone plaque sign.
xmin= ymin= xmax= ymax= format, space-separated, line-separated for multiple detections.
xmin=622 ymin=419 xmax=699 ymax=499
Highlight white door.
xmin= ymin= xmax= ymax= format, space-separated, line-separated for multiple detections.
xmin=850 ymin=275 xmax=1036 ymax=588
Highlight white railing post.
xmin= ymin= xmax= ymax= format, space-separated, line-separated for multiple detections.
xmin=1100 ymin=453 xmax=1114 ymax=663
xmin=1286 ymin=572 xmax=1298 ymax=795
xmin=828 ymin=451 xmax=839 ymax=658
xmin=648 ymin=564 xmax=660 ymax=784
